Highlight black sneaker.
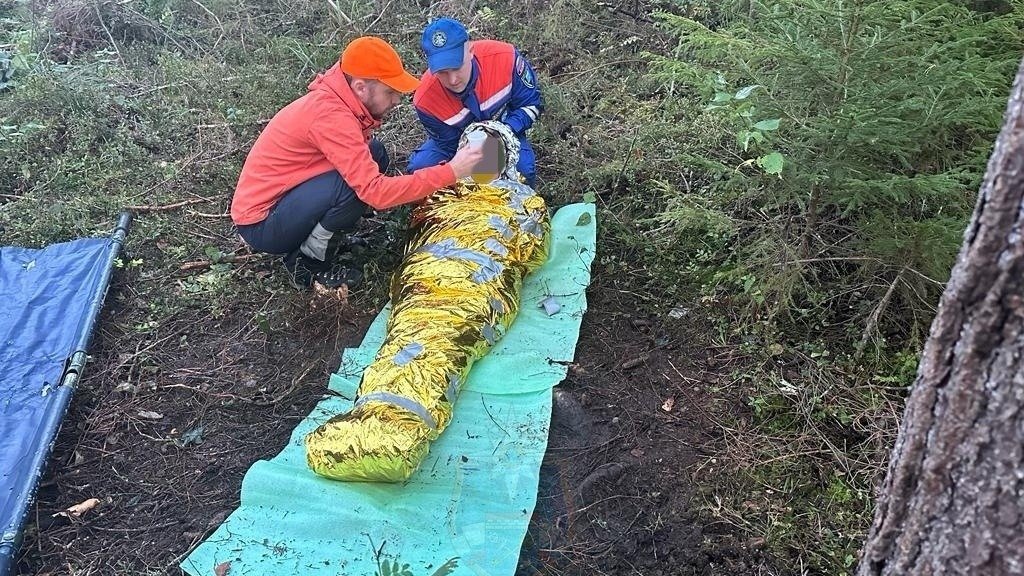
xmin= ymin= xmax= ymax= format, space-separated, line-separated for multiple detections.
xmin=283 ymin=254 xmax=319 ymax=289
xmin=313 ymin=263 xmax=363 ymax=289
xmin=284 ymin=252 xmax=362 ymax=290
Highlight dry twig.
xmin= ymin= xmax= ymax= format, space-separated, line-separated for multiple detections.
xmin=178 ymin=253 xmax=262 ymax=272
xmin=855 ymin=267 xmax=905 ymax=358
xmin=128 ymin=197 xmax=216 ymax=212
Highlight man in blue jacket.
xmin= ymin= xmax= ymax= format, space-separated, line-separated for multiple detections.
xmin=408 ymin=18 xmax=543 ymax=186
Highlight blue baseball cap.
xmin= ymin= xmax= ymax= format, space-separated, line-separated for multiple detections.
xmin=421 ymin=18 xmax=470 ymax=72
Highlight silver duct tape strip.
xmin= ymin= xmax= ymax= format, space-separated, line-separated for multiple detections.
xmin=472 ymin=261 xmax=504 ymax=283
xmin=493 ymin=179 xmax=536 ymax=213
xmin=485 ymin=238 xmax=509 ymax=257
xmin=489 ymin=296 xmax=506 ymax=314
xmin=517 ymin=212 xmax=545 ymax=238
xmin=489 ymin=215 xmax=515 ymax=240
xmin=421 ymin=239 xmax=505 ymax=284
xmin=445 ymin=374 xmax=460 ymax=404
xmin=482 ymin=323 xmax=497 ymax=346
xmin=354 ymin=392 xmax=438 ymax=430
xmin=393 ymin=342 xmax=424 ymax=366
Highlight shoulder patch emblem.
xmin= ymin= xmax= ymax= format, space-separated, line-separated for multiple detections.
xmin=518 ymin=62 xmax=535 ymax=89
xmin=432 ymin=31 xmax=447 ymax=48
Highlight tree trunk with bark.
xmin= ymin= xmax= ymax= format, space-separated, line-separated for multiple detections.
xmin=858 ymin=58 xmax=1024 ymax=575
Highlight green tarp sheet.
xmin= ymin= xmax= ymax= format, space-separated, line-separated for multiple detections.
xmin=182 ymin=202 xmax=596 ymax=575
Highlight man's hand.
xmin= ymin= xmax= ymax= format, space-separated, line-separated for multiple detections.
xmin=448 ymin=142 xmax=485 ymax=179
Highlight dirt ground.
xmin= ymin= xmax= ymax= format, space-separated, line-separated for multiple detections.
xmin=15 ymin=232 xmax=769 ymax=576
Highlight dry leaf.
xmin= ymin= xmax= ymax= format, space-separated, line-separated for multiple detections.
xmin=661 ymin=397 xmax=675 ymax=412
xmin=568 ymin=363 xmax=587 ymax=376
xmin=312 ymin=282 xmax=349 ymax=302
xmin=630 ymin=448 xmax=645 ymax=458
xmin=214 ymin=561 xmax=231 ymax=576
xmin=53 ymin=497 xmax=101 ymax=518
xmin=137 ymin=410 xmax=164 ymax=420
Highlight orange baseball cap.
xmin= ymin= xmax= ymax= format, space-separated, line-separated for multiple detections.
xmin=340 ymin=36 xmax=420 ymax=93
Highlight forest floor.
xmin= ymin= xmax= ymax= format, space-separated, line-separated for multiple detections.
xmin=21 ymin=242 xmax=773 ymax=576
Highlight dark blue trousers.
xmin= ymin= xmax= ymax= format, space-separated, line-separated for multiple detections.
xmin=237 ymin=140 xmax=388 ymax=256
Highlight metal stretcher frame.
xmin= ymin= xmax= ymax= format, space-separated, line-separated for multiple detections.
xmin=0 ymin=212 xmax=131 ymax=576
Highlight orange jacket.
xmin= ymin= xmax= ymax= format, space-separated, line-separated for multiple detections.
xmin=231 ymin=63 xmax=456 ymax=225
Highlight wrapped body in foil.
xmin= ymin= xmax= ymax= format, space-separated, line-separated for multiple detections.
xmin=306 ymin=122 xmax=550 ymax=482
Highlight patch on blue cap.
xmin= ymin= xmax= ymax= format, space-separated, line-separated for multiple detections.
xmin=431 ymin=31 xmax=446 ymax=47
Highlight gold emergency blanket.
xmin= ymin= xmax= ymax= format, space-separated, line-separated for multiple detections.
xmin=305 ymin=178 xmax=549 ymax=482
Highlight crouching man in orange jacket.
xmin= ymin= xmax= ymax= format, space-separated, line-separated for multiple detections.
xmin=230 ymin=36 xmax=483 ymax=289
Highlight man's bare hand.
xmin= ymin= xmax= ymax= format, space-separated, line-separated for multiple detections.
xmin=448 ymin=143 xmax=485 ymax=179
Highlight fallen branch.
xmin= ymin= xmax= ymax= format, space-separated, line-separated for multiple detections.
xmin=128 ymin=197 xmax=217 ymax=213
xmin=620 ymin=354 xmax=650 ymax=370
xmin=578 ymin=462 xmax=629 ymax=504
xmin=94 ymin=2 xmax=124 ymax=66
xmin=855 ymin=268 xmax=905 ymax=359
xmin=178 ymin=253 xmax=262 ymax=273
xmin=187 ymin=0 xmax=226 ymax=47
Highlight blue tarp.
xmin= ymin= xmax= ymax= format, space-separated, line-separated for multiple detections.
xmin=0 ymin=216 xmax=129 ymax=576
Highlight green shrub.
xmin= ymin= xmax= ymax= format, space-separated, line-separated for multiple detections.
xmin=637 ymin=1 xmax=1024 ymax=571
xmin=648 ymin=0 xmax=1024 ymax=352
